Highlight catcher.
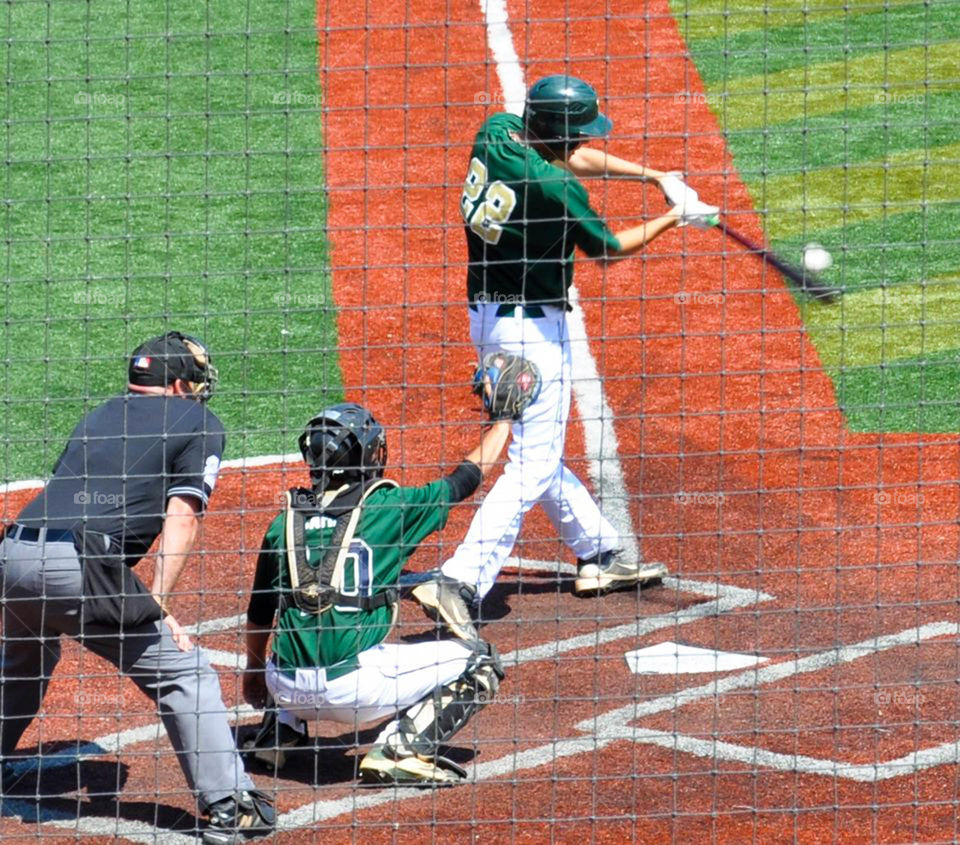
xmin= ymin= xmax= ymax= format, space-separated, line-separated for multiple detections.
xmin=241 ymin=354 xmax=539 ymax=785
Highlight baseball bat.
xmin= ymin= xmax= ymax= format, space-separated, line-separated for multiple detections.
xmin=715 ymin=220 xmax=840 ymax=303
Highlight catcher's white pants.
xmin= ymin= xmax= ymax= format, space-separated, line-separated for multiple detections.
xmin=266 ymin=639 xmax=472 ymax=744
xmin=441 ymin=301 xmax=619 ymax=599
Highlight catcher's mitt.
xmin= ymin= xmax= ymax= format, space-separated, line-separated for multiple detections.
xmin=472 ymin=352 xmax=542 ymax=421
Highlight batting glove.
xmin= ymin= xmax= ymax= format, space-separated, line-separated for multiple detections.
xmin=659 ymin=172 xmax=697 ymax=207
xmin=673 ymin=198 xmax=720 ymax=230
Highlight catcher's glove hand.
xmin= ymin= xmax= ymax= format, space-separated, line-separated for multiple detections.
xmin=472 ymin=352 xmax=542 ymax=421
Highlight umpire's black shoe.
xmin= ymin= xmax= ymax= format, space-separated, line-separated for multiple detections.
xmin=203 ymin=789 xmax=275 ymax=845
xmin=412 ymin=573 xmax=479 ymax=641
xmin=574 ymin=550 xmax=668 ymax=596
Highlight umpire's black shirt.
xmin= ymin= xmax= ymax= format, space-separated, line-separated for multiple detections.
xmin=18 ymin=394 xmax=226 ymax=562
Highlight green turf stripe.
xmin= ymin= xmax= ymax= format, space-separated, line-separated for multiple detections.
xmin=670 ymin=0 xmax=922 ymax=42
xmin=830 ymin=348 xmax=960 ymax=432
xmin=768 ymin=202 xmax=960 ymax=295
xmin=758 ymin=141 xmax=960 ymax=240
xmin=685 ymin=3 xmax=959 ymax=85
xmin=713 ymin=41 xmax=960 ymax=130
xmin=800 ymin=281 xmax=960 ymax=368
xmin=1 ymin=1 xmax=340 ymax=480
xmin=726 ymin=90 xmax=960 ymax=177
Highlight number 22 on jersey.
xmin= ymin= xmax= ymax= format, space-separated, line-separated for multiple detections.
xmin=460 ymin=157 xmax=517 ymax=245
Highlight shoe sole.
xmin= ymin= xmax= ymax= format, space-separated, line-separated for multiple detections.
xmin=411 ymin=583 xmax=479 ymax=641
xmin=359 ymin=761 xmax=460 ymax=788
xmin=574 ymin=562 xmax=669 ymax=596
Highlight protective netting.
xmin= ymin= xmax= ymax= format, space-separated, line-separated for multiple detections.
xmin=1 ymin=0 xmax=958 ymax=842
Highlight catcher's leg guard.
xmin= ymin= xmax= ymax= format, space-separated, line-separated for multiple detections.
xmin=359 ymin=642 xmax=504 ymax=787
xmin=411 ymin=572 xmax=479 ymax=642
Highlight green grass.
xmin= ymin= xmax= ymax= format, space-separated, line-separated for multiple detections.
xmin=829 ymin=348 xmax=960 ymax=432
xmin=684 ymin=2 xmax=960 ymax=84
xmin=671 ymin=0 xmax=922 ymax=42
xmin=672 ymin=0 xmax=960 ymax=433
xmin=2 ymin=2 xmax=340 ymax=480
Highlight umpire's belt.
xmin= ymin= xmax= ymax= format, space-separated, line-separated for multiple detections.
xmin=470 ymin=303 xmax=545 ymax=318
xmin=6 ymin=524 xmax=75 ymax=544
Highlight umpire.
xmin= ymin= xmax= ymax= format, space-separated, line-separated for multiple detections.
xmin=0 ymin=332 xmax=273 ymax=845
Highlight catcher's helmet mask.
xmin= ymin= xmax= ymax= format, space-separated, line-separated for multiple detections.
xmin=128 ymin=331 xmax=218 ymax=401
xmin=299 ymin=403 xmax=387 ymax=497
xmin=523 ymin=74 xmax=611 ymax=158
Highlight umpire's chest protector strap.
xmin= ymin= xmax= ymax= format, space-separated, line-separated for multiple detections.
xmin=284 ymin=478 xmax=398 ymax=615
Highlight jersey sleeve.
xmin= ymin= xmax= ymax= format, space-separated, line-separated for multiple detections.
xmin=167 ymin=408 xmax=226 ymax=509
xmin=246 ymin=515 xmax=284 ymax=627
xmin=370 ymin=480 xmax=452 ymax=558
xmin=559 ymin=177 xmax=622 ymax=258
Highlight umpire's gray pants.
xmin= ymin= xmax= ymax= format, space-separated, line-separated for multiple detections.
xmin=0 ymin=532 xmax=254 ymax=808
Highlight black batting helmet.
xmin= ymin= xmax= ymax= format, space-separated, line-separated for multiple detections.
xmin=298 ymin=403 xmax=387 ymax=496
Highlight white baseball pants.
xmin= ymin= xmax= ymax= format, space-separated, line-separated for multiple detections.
xmin=441 ymin=301 xmax=619 ymax=598
xmin=266 ymin=639 xmax=473 ymax=745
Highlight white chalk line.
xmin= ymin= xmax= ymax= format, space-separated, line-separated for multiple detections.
xmin=584 ymin=621 xmax=960 ymax=782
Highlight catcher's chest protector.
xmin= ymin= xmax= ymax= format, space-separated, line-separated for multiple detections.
xmin=284 ymin=478 xmax=398 ymax=615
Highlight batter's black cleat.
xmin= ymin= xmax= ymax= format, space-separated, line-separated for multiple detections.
xmin=574 ymin=550 xmax=668 ymax=596
xmin=242 ymin=707 xmax=308 ymax=772
xmin=412 ymin=573 xmax=479 ymax=642
xmin=202 ymin=789 xmax=275 ymax=845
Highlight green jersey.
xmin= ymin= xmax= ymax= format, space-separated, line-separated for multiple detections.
xmin=460 ymin=112 xmax=621 ymax=309
xmin=249 ymin=480 xmax=451 ymax=677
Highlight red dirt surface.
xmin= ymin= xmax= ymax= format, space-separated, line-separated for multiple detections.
xmin=2 ymin=0 xmax=959 ymax=842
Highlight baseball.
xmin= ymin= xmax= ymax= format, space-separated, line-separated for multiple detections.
xmin=802 ymin=243 xmax=833 ymax=273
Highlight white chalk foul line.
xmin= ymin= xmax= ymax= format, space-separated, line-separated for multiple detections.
xmin=272 ymin=575 xmax=773 ymax=830
xmin=273 ymin=620 xmax=960 ymax=830
xmin=580 ymin=621 xmax=960 ymax=782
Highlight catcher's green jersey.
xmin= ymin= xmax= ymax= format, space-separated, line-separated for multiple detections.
xmin=255 ymin=481 xmax=451 ymax=675
xmin=460 ymin=112 xmax=621 ymax=308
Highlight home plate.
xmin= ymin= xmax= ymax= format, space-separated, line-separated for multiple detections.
xmin=625 ymin=642 xmax=767 ymax=675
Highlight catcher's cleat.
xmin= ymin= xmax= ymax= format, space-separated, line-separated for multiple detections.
xmin=574 ymin=550 xmax=668 ymax=597
xmin=358 ymin=746 xmax=466 ymax=787
xmin=242 ymin=707 xmax=308 ymax=772
xmin=202 ymin=789 xmax=275 ymax=845
xmin=411 ymin=574 xmax=479 ymax=642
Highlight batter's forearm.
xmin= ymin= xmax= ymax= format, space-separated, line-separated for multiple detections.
xmin=608 ymin=212 xmax=681 ymax=259
xmin=567 ymin=147 xmax=667 ymax=181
